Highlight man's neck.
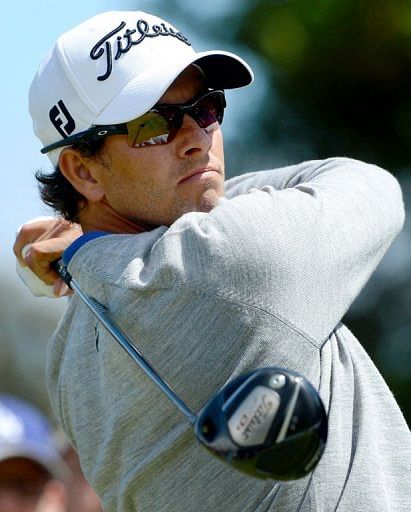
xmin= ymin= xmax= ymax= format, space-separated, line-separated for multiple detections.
xmin=79 ymin=199 xmax=148 ymax=234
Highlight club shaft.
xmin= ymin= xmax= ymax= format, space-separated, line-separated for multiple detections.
xmin=69 ymin=277 xmax=197 ymax=424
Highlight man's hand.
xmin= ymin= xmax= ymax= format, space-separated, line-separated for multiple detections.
xmin=14 ymin=217 xmax=82 ymax=297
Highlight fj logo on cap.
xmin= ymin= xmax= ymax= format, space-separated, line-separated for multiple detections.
xmin=49 ymin=100 xmax=75 ymax=138
xmin=90 ymin=19 xmax=191 ymax=81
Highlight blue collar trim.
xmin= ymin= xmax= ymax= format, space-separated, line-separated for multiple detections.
xmin=63 ymin=231 xmax=110 ymax=265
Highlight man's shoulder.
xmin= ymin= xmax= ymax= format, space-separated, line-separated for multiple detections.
xmin=65 ymin=228 xmax=170 ymax=289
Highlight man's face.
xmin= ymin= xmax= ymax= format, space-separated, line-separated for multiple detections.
xmin=90 ymin=66 xmax=225 ymax=228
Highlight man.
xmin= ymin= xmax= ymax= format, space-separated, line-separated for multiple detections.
xmin=0 ymin=394 xmax=69 ymax=512
xmin=15 ymin=9 xmax=410 ymax=512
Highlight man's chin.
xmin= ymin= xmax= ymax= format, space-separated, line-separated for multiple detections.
xmin=196 ymin=187 xmax=224 ymax=213
xmin=166 ymin=187 xmax=224 ymax=224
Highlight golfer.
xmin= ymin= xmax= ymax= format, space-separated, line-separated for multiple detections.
xmin=15 ymin=10 xmax=410 ymax=512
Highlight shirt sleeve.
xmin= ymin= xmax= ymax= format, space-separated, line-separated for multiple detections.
xmin=224 ymin=161 xmax=330 ymax=197
xmin=164 ymin=157 xmax=405 ymax=343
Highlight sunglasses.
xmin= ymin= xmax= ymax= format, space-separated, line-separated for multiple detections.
xmin=41 ymin=90 xmax=226 ymax=154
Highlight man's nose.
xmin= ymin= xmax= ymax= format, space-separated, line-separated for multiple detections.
xmin=175 ymin=113 xmax=214 ymax=157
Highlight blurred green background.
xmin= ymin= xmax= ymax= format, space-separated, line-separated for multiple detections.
xmin=1 ymin=0 xmax=409 ymax=424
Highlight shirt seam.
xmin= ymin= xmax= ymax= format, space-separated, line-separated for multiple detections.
xmin=196 ymin=287 xmax=321 ymax=349
xmin=97 ymin=277 xmax=321 ymax=350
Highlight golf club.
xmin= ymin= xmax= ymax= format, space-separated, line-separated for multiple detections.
xmin=54 ymin=260 xmax=328 ymax=481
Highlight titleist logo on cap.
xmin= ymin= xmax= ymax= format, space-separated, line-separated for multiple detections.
xmin=90 ymin=19 xmax=192 ymax=81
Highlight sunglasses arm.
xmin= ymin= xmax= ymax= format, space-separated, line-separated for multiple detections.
xmin=40 ymin=125 xmax=128 ymax=154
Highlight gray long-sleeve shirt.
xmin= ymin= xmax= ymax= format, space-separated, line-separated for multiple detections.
xmin=47 ymin=158 xmax=410 ymax=511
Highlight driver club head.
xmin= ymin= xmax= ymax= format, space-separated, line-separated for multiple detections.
xmin=194 ymin=367 xmax=327 ymax=481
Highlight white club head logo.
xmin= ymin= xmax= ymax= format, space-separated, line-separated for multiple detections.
xmin=228 ymin=386 xmax=280 ymax=447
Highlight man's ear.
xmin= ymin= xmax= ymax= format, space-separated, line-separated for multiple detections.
xmin=59 ymin=149 xmax=105 ymax=202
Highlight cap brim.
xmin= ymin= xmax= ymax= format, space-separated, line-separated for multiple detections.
xmin=94 ymin=50 xmax=253 ymax=125
xmin=0 ymin=443 xmax=71 ymax=483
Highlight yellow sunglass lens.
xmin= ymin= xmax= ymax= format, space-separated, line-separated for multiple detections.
xmin=127 ymin=112 xmax=170 ymax=146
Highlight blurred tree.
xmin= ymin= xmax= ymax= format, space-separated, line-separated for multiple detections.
xmin=236 ymin=0 xmax=411 ymax=171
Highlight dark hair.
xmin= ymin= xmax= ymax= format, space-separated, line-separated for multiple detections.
xmin=35 ymin=139 xmax=105 ymax=222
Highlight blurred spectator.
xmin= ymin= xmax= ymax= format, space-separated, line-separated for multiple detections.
xmin=0 ymin=394 xmax=69 ymax=511
xmin=0 ymin=394 xmax=104 ymax=512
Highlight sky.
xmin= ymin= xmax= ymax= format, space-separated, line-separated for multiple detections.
xmin=0 ymin=0 xmax=263 ymax=273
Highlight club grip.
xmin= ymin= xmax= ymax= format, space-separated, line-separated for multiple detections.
xmin=52 ymin=259 xmax=73 ymax=287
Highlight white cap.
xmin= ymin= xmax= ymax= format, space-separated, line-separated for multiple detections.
xmin=0 ymin=394 xmax=70 ymax=482
xmin=29 ymin=10 xmax=254 ymax=166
